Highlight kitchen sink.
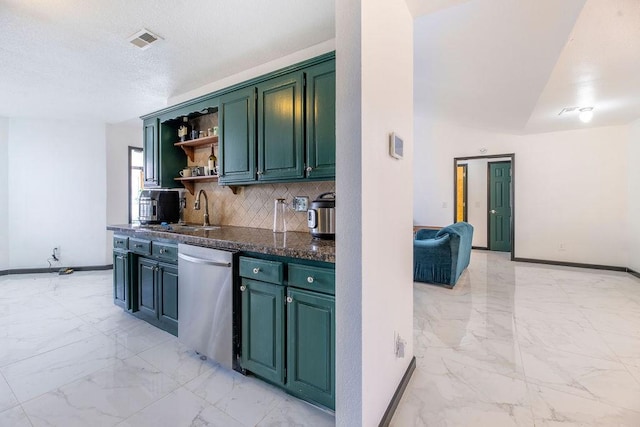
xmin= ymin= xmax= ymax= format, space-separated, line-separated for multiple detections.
xmin=166 ymin=224 xmax=221 ymax=232
xmin=136 ymin=224 xmax=221 ymax=233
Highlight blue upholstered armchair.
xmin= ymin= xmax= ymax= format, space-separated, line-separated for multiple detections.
xmin=413 ymin=222 xmax=474 ymax=287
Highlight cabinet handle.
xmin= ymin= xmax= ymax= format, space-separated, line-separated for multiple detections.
xmin=134 ymin=244 xmax=142 ymax=248
xmin=240 ymin=285 xmax=246 ymax=292
xmin=307 ymin=276 xmax=314 ymax=284
xmin=252 ymin=267 xmax=260 ymax=274
xmin=159 ymin=248 xmax=165 ymax=254
xmin=257 ymin=171 xmax=263 ymax=175
xmin=286 ymin=296 xmax=293 ymax=303
xmin=154 ymin=267 xmax=159 ymax=272
xmin=116 ymin=240 xmax=123 ymax=245
xmin=306 ymin=167 xmax=313 ymax=172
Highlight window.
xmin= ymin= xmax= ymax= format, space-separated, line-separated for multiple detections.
xmin=129 ymin=147 xmax=143 ymax=224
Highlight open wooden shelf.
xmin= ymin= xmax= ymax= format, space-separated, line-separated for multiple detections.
xmin=174 ymin=175 xmax=238 ymax=195
xmin=174 ymin=136 xmax=218 ymax=161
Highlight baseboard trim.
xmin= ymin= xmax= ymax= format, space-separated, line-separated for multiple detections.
xmin=1 ymin=265 xmax=113 ymax=275
xmin=628 ymin=268 xmax=640 ymax=279
xmin=472 ymin=246 xmax=489 ymax=250
xmin=512 ymin=257 xmax=627 ymax=272
xmin=378 ymin=356 xmax=416 ymax=427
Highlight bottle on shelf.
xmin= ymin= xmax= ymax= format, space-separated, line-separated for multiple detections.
xmin=208 ymin=146 xmax=217 ymax=176
xmin=178 ymin=116 xmax=191 ymax=142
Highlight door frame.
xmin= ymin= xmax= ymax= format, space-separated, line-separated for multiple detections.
xmin=453 ymin=153 xmax=516 ymax=260
xmin=487 ymin=160 xmax=512 ymax=253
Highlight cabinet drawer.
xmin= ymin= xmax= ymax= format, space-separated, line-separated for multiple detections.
xmin=239 ymin=257 xmax=284 ymax=285
xmin=113 ymin=235 xmax=129 ymax=250
xmin=129 ymin=238 xmax=151 ymax=256
xmin=288 ymin=264 xmax=335 ymax=295
xmin=152 ymin=242 xmax=178 ymax=262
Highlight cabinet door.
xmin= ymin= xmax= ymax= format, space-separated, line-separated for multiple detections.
xmin=219 ymin=86 xmax=256 ymax=184
xmin=143 ymin=118 xmax=159 ymax=187
xmin=157 ymin=122 xmax=186 ymax=189
xmin=256 ymin=72 xmax=304 ymax=182
xmin=286 ymin=288 xmax=335 ymax=410
xmin=137 ymin=258 xmax=158 ymax=321
xmin=113 ymin=251 xmax=129 ymax=310
xmin=158 ymin=262 xmax=179 ymax=336
xmin=241 ymin=279 xmax=285 ymax=384
xmin=305 ymin=61 xmax=336 ymax=179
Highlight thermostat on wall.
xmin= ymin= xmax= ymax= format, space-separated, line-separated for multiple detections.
xmin=389 ymin=132 xmax=403 ymax=159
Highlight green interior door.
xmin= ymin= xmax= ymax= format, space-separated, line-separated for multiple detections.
xmin=488 ymin=161 xmax=512 ymax=252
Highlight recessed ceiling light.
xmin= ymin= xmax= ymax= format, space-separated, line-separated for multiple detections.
xmin=558 ymin=107 xmax=579 ymax=115
xmin=578 ymin=107 xmax=594 ymax=123
xmin=128 ymin=29 xmax=163 ymax=50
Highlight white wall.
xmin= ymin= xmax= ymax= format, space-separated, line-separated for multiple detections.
xmin=0 ymin=117 xmax=8 ymax=270
xmin=168 ymin=40 xmax=336 ymax=106
xmin=7 ymin=119 xmax=108 ymax=269
xmin=106 ymin=120 xmax=142 ymax=263
xmin=415 ymin=115 xmax=629 ymax=267
xmin=336 ymin=0 xmax=414 ymax=425
xmin=629 ymin=119 xmax=640 ymax=272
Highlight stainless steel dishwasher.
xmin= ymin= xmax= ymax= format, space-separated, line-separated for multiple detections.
xmin=178 ymin=244 xmax=234 ymax=369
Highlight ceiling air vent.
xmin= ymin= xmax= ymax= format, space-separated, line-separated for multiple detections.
xmin=128 ymin=29 xmax=163 ymax=50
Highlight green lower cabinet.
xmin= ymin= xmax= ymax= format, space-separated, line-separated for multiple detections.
xmin=286 ymin=288 xmax=335 ymax=410
xmin=113 ymin=250 xmax=129 ymax=310
xmin=137 ymin=257 xmax=158 ymax=321
xmin=159 ymin=263 xmax=179 ymax=335
xmin=135 ymin=257 xmax=178 ymax=336
xmin=241 ymin=279 xmax=285 ymax=384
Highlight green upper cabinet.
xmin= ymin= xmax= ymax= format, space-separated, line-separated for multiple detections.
xmin=305 ymin=61 xmax=336 ymax=179
xmin=143 ymin=118 xmax=159 ymax=187
xmin=219 ymin=86 xmax=257 ymax=185
xmin=143 ymin=53 xmax=335 ymax=188
xmin=143 ymin=117 xmax=184 ymax=189
xmin=257 ymin=72 xmax=304 ymax=182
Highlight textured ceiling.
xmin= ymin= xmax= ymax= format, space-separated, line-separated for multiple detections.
xmin=0 ymin=0 xmax=335 ymax=123
xmin=1 ymin=0 xmax=637 ymax=134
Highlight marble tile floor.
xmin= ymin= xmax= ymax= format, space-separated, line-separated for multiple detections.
xmin=392 ymin=251 xmax=640 ymax=426
xmin=2 ymin=251 xmax=639 ymax=426
xmin=0 ymin=271 xmax=335 ymax=427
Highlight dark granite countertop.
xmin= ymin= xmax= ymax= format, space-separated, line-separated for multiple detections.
xmin=107 ymin=224 xmax=335 ymax=263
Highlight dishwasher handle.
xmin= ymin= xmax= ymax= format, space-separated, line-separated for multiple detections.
xmin=178 ymin=252 xmax=232 ymax=268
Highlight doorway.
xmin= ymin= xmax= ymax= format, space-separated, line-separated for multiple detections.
xmin=129 ymin=147 xmax=144 ymax=224
xmin=453 ymin=153 xmax=515 ymax=260
xmin=455 ymin=164 xmax=468 ymax=222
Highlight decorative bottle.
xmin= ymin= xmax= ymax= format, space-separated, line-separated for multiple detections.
xmin=178 ymin=116 xmax=191 ymax=142
xmin=208 ymin=146 xmax=217 ymax=175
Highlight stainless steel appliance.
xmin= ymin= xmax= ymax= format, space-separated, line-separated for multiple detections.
xmin=139 ymin=190 xmax=180 ymax=224
xmin=307 ymin=192 xmax=336 ymax=239
xmin=178 ymin=244 xmax=234 ymax=369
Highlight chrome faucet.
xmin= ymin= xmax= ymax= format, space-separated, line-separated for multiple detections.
xmin=194 ymin=189 xmax=210 ymax=226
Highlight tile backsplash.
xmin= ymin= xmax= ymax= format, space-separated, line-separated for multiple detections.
xmin=183 ymin=181 xmax=335 ymax=232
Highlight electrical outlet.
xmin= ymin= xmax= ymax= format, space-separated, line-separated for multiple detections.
xmin=292 ymin=196 xmax=309 ymax=212
xmin=559 ymin=243 xmax=566 ymax=252
xmin=442 ymin=202 xmax=447 ymax=209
